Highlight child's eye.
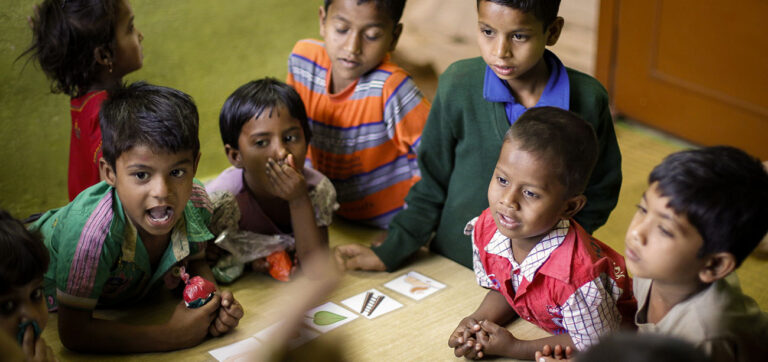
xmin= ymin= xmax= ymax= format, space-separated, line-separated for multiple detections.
xmin=658 ymin=225 xmax=674 ymax=238
xmin=170 ymin=169 xmax=186 ymax=178
xmin=31 ymin=287 xmax=43 ymax=300
xmin=511 ymin=33 xmax=528 ymax=41
xmin=364 ymin=32 xmax=382 ymax=41
xmin=254 ymin=139 xmax=269 ymax=147
xmin=133 ymin=172 xmax=149 ymax=181
xmin=335 ymin=27 xmax=349 ymax=35
xmin=496 ymin=176 xmax=508 ymax=186
xmin=284 ymin=135 xmax=299 ymax=143
xmin=0 ymin=300 xmax=16 ymax=315
xmin=523 ymin=190 xmax=539 ymax=198
xmin=481 ymin=28 xmax=494 ymax=37
xmin=635 ymin=204 xmax=647 ymax=214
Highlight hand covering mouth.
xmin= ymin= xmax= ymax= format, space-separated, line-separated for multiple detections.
xmin=148 ymin=206 xmax=173 ymax=222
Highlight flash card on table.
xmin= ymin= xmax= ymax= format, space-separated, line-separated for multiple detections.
xmin=384 ymin=270 xmax=446 ymax=300
xmin=254 ymin=321 xmax=320 ymax=349
xmin=303 ymin=302 xmax=358 ymax=333
xmin=208 ymin=337 xmax=261 ymax=361
xmin=341 ymin=288 xmax=403 ymax=319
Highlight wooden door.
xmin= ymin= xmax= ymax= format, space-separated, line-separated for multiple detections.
xmin=596 ymin=0 xmax=768 ymax=159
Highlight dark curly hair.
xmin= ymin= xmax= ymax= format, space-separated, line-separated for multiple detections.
xmin=0 ymin=209 xmax=50 ymax=294
xmin=21 ymin=0 xmax=122 ymax=97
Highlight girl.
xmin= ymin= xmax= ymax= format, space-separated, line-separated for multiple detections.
xmin=206 ymin=78 xmax=338 ymax=283
xmin=23 ymin=0 xmax=143 ymax=200
xmin=0 ymin=209 xmax=55 ymax=361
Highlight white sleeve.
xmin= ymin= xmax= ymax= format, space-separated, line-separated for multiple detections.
xmin=561 ymin=274 xmax=622 ymax=350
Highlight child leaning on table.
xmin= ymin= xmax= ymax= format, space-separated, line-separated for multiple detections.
xmin=205 ymin=78 xmax=337 ymax=283
xmin=334 ymin=0 xmax=621 ymax=272
xmin=23 ymin=0 xmax=144 ymax=201
xmin=537 ymin=146 xmax=768 ymax=362
xmin=286 ymin=0 xmax=430 ymax=229
xmin=29 ymin=82 xmax=243 ymax=353
xmin=0 ymin=209 xmax=55 ymax=362
xmin=449 ymin=107 xmax=635 ymax=360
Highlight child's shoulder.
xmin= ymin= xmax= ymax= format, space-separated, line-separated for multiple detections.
xmin=290 ymin=38 xmax=328 ymax=60
xmin=564 ymin=67 xmax=609 ymax=103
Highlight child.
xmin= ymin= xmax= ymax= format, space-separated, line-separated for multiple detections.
xmin=286 ymin=0 xmax=430 ymax=229
xmin=537 ymin=146 xmax=768 ymax=362
xmin=29 ymin=82 xmax=243 ymax=353
xmin=334 ymin=0 xmax=622 ymax=271
xmin=448 ymin=107 xmax=635 ymax=360
xmin=0 ymin=209 xmax=55 ymax=361
xmin=206 ymin=78 xmax=337 ymax=282
xmin=23 ymin=0 xmax=143 ymax=200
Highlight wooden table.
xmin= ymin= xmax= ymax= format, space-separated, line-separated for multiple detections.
xmin=41 ymin=220 xmax=550 ymax=361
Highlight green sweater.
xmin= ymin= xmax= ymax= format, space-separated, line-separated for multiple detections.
xmin=372 ymin=57 xmax=622 ymax=270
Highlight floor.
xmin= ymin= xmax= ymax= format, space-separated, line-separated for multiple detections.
xmin=393 ymin=0 xmax=768 ymax=310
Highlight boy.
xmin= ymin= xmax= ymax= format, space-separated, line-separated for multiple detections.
xmin=334 ymin=0 xmax=622 ymax=271
xmin=537 ymin=147 xmax=768 ymax=362
xmin=206 ymin=78 xmax=337 ymax=282
xmin=448 ymin=107 xmax=635 ymax=360
xmin=30 ymin=82 xmax=244 ymax=353
xmin=286 ymin=0 xmax=430 ymax=229
xmin=0 ymin=209 xmax=55 ymax=361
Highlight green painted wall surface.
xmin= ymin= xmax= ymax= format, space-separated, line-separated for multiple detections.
xmin=0 ymin=0 xmax=320 ymax=219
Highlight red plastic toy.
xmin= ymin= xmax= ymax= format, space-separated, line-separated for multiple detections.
xmin=180 ymin=266 xmax=216 ymax=308
xmin=266 ymin=250 xmax=292 ymax=282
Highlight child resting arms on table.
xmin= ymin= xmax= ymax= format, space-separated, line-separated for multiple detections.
xmin=206 ymin=78 xmax=336 ymax=283
xmin=537 ymin=146 xmax=768 ymax=362
xmin=449 ymin=107 xmax=635 ymax=360
xmin=0 ymin=209 xmax=56 ymax=361
xmin=29 ymin=82 xmax=243 ymax=353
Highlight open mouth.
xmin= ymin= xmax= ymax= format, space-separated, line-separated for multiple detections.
xmin=147 ymin=206 xmax=174 ymax=223
xmin=497 ymin=212 xmax=520 ymax=229
xmin=339 ymin=58 xmax=360 ymax=68
xmin=492 ymin=64 xmax=515 ymax=76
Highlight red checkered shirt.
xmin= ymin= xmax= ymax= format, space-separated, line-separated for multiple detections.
xmin=467 ymin=208 xmax=636 ymax=350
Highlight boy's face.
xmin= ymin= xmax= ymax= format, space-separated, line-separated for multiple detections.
xmin=488 ymin=141 xmax=581 ymax=245
xmin=0 ymin=278 xmax=47 ymax=341
xmin=226 ymin=105 xmax=308 ymax=199
xmin=624 ymin=182 xmax=707 ymax=284
xmin=319 ymin=0 xmax=402 ymax=93
xmin=102 ymin=146 xmax=199 ymax=244
xmin=112 ymin=0 xmax=143 ymax=77
xmin=476 ymin=0 xmax=562 ymax=83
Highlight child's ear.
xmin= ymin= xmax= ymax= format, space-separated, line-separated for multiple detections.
xmin=389 ymin=23 xmax=403 ymax=52
xmin=698 ymin=252 xmax=736 ymax=283
xmin=318 ymin=6 xmax=327 ymax=38
xmin=94 ymin=46 xmax=113 ymax=67
xmin=545 ymin=16 xmax=565 ymax=46
xmin=561 ymin=194 xmax=587 ymax=220
xmin=99 ymin=157 xmax=116 ymax=187
xmin=224 ymin=144 xmax=244 ymax=168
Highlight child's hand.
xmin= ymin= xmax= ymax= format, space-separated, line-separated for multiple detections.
xmin=209 ymin=291 xmax=244 ymax=337
xmin=448 ymin=317 xmax=484 ymax=359
xmin=265 ymin=155 xmax=307 ymax=202
xmin=21 ymin=326 xmax=56 ymax=362
xmin=534 ymin=344 xmax=574 ymax=362
xmin=166 ymin=294 xmax=220 ymax=348
xmin=333 ymin=244 xmax=386 ymax=271
xmin=474 ymin=319 xmax=519 ymax=358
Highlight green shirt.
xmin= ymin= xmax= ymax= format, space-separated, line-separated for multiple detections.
xmin=32 ymin=181 xmax=213 ymax=310
xmin=373 ymin=57 xmax=622 ymax=270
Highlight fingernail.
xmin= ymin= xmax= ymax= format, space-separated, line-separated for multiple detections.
xmin=540 ymin=358 xmax=546 ymax=362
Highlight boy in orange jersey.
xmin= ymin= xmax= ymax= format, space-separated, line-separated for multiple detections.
xmin=286 ymin=0 xmax=430 ymax=229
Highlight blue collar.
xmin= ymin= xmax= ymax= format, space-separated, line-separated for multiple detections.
xmin=483 ymin=49 xmax=570 ymax=124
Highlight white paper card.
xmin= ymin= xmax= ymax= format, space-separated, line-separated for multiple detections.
xmin=303 ymin=302 xmax=358 ymax=333
xmin=341 ymin=288 xmax=403 ymax=319
xmin=209 ymin=337 xmax=262 ymax=361
xmin=254 ymin=321 xmax=320 ymax=349
xmin=384 ymin=270 xmax=446 ymax=300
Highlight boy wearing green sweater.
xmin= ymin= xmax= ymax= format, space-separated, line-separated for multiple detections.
xmin=334 ymin=0 xmax=621 ymax=271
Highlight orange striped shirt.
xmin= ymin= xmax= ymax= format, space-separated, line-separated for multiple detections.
xmin=287 ymin=39 xmax=430 ymax=228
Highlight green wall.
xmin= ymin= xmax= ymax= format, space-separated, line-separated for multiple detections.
xmin=0 ymin=0 xmax=320 ymax=219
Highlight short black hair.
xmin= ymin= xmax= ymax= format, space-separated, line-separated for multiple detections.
xmin=477 ymin=0 xmax=561 ymax=30
xmin=21 ymin=0 xmax=122 ymax=97
xmin=504 ymin=106 xmax=598 ymax=198
xmin=324 ymin=0 xmax=407 ymax=25
xmin=576 ymin=333 xmax=710 ymax=362
xmin=0 ymin=209 xmax=49 ymax=294
xmin=649 ymin=146 xmax=768 ymax=267
xmin=100 ymin=82 xmax=200 ymax=170
xmin=219 ymin=78 xmax=311 ymax=150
